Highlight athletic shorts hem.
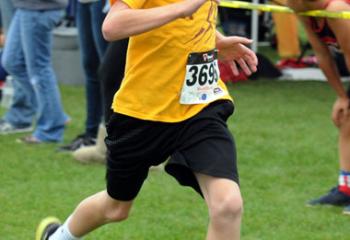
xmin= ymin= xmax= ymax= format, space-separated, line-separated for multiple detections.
xmin=165 ymin=162 xmax=239 ymax=197
xmin=106 ymin=187 xmax=136 ymax=202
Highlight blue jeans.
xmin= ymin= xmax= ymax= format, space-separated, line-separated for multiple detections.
xmin=1 ymin=9 xmax=68 ymax=142
xmin=0 ymin=0 xmax=15 ymax=34
xmin=76 ymin=1 xmax=107 ymax=138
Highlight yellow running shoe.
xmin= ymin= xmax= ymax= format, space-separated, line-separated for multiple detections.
xmin=35 ymin=217 xmax=61 ymax=240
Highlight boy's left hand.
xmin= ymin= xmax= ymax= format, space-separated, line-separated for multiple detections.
xmin=217 ymin=36 xmax=258 ymax=76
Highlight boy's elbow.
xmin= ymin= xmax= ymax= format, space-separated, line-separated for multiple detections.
xmin=102 ymin=21 xmax=117 ymax=41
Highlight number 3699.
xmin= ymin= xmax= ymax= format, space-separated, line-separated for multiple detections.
xmin=186 ymin=62 xmax=219 ymax=87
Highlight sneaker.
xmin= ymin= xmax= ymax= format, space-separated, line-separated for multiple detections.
xmin=307 ymin=187 xmax=350 ymax=206
xmin=0 ymin=119 xmax=33 ymax=135
xmin=73 ymin=145 xmax=106 ymax=164
xmin=17 ymin=135 xmax=42 ymax=144
xmin=35 ymin=216 xmax=61 ymax=240
xmin=58 ymin=133 xmax=96 ymax=152
xmin=72 ymin=124 xmax=106 ymax=164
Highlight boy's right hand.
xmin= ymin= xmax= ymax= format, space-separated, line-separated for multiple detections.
xmin=332 ymin=97 xmax=350 ymax=127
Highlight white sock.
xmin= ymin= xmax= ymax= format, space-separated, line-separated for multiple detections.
xmin=49 ymin=216 xmax=81 ymax=240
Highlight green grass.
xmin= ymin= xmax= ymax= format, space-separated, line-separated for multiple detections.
xmin=1 ymin=80 xmax=350 ymax=239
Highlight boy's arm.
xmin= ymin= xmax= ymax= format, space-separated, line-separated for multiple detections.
xmin=299 ymin=16 xmax=348 ymax=125
xmin=102 ymin=0 xmax=210 ymax=41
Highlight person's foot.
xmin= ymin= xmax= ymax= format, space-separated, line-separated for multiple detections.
xmin=72 ymin=124 xmax=106 ymax=164
xmin=58 ymin=133 xmax=96 ymax=152
xmin=17 ymin=135 xmax=42 ymax=144
xmin=343 ymin=205 xmax=350 ymax=215
xmin=0 ymin=119 xmax=33 ymax=135
xmin=72 ymin=145 xmax=106 ymax=164
xmin=35 ymin=217 xmax=61 ymax=240
xmin=307 ymin=187 xmax=350 ymax=206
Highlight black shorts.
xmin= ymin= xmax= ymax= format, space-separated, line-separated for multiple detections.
xmin=105 ymin=100 xmax=239 ymax=201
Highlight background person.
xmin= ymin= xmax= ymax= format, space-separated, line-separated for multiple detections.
xmin=271 ymin=0 xmax=301 ymax=60
xmin=287 ymin=0 xmax=350 ymax=213
xmin=59 ymin=0 xmax=108 ymax=151
xmin=71 ymin=0 xmax=126 ymax=164
xmin=0 ymin=0 xmax=14 ymax=82
xmin=0 ymin=0 xmax=69 ymax=143
xmin=72 ymin=38 xmax=129 ymax=164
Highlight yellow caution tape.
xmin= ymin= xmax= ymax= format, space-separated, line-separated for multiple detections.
xmin=219 ymin=0 xmax=350 ymax=19
xmin=299 ymin=10 xmax=350 ymax=19
xmin=219 ymin=0 xmax=293 ymax=13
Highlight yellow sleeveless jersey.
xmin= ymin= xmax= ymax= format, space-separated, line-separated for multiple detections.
xmin=112 ymin=0 xmax=232 ymax=122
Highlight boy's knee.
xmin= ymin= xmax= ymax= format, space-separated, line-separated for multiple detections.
xmin=103 ymin=203 xmax=131 ymax=223
xmin=209 ymin=194 xmax=243 ymax=222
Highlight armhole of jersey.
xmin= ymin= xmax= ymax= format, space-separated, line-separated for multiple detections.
xmin=121 ymin=0 xmax=145 ymax=9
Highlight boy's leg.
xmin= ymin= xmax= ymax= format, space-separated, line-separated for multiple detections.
xmin=307 ymin=113 xmax=350 ymax=206
xmin=338 ymin=115 xmax=350 ymax=190
xmin=338 ymin=113 xmax=350 ymax=170
xmin=195 ymin=173 xmax=243 ymax=240
xmin=67 ymin=190 xmax=133 ymax=237
xmin=38 ymin=190 xmax=133 ymax=239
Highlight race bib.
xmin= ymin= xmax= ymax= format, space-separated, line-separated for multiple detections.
xmin=180 ymin=49 xmax=226 ymax=104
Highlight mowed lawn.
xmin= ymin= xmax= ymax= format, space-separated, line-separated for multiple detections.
xmin=1 ymin=79 xmax=350 ymax=240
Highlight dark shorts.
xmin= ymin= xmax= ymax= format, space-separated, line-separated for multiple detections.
xmin=105 ymin=100 xmax=239 ymax=201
